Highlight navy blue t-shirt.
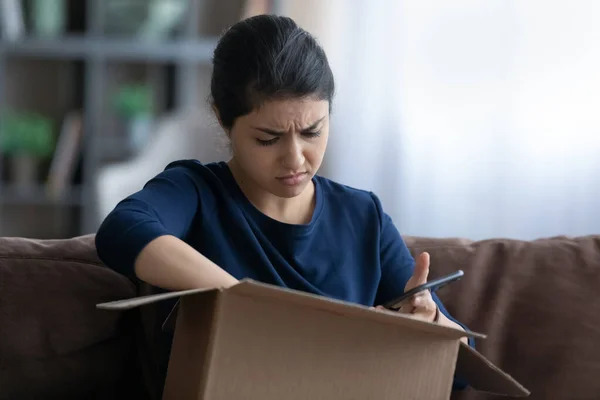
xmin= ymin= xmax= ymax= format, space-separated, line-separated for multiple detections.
xmin=95 ymin=160 xmax=472 ymax=389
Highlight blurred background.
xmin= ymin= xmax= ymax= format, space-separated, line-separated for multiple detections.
xmin=0 ymin=0 xmax=598 ymax=241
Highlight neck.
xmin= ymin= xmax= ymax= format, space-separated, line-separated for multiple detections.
xmin=228 ymin=159 xmax=315 ymax=225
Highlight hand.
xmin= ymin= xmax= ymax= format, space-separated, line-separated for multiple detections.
xmin=379 ymin=252 xmax=439 ymax=323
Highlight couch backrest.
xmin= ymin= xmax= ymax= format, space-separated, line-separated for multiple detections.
xmin=405 ymin=235 xmax=600 ymax=400
xmin=0 ymin=235 xmax=140 ymax=399
xmin=2 ymin=233 xmax=599 ymax=400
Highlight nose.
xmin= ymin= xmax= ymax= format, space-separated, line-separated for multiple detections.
xmin=280 ymin=136 xmax=305 ymax=170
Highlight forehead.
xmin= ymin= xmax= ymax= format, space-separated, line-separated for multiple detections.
xmin=246 ymin=97 xmax=329 ymax=128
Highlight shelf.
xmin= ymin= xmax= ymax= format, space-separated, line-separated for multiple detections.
xmin=0 ymin=37 xmax=218 ymax=62
xmin=0 ymin=0 xmax=256 ymax=237
xmin=0 ymin=184 xmax=84 ymax=206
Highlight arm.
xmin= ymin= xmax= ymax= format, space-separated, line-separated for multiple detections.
xmin=372 ymin=196 xmax=474 ymax=347
xmin=134 ymin=235 xmax=238 ymax=291
xmin=95 ymin=166 xmax=238 ymax=291
xmin=372 ymin=199 xmax=474 ymax=390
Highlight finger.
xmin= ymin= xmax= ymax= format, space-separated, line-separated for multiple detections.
xmin=410 ymin=290 xmax=432 ymax=308
xmin=370 ymin=305 xmax=386 ymax=312
xmin=414 ymin=301 xmax=438 ymax=321
xmin=412 ymin=296 xmax=422 ymax=308
xmin=398 ymin=303 xmax=414 ymax=314
xmin=410 ymin=252 xmax=430 ymax=287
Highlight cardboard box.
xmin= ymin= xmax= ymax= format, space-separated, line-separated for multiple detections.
xmin=98 ymin=279 xmax=529 ymax=399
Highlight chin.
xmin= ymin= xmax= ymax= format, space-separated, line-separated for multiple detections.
xmin=273 ymin=186 xmax=305 ymax=198
xmin=271 ymin=181 xmax=309 ymax=198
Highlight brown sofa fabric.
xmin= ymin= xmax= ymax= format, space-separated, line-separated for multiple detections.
xmin=404 ymin=235 xmax=600 ymax=400
xmin=0 ymin=235 xmax=139 ymax=399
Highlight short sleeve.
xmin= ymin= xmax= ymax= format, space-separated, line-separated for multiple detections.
xmin=95 ymin=165 xmax=201 ymax=279
xmin=371 ymin=193 xmax=474 ymax=390
xmin=374 ymin=210 xmax=416 ymax=306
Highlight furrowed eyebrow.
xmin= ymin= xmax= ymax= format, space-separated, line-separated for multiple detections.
xmin=253 ymin=117 xmax=325 ymax=136
xmin=301 ymin=117 xmax=325 ymax=133
xmin=254 ymin=127 xmax=285 ymax=136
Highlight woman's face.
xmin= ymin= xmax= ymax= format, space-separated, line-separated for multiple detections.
xmin=225 ymin=97 xmax=329 ymax=199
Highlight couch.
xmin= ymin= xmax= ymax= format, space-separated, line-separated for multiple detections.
xmin=1 ymin=234 xmax=599 ymax=399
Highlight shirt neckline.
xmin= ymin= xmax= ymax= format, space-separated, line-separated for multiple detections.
xmin=217 ymin=161 xmax=324 ymax=236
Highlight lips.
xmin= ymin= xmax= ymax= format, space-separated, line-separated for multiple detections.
xmin=276 ymin=172 xmax=307 ymax=186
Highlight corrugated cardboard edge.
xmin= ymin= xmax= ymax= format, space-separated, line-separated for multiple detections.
xmin=457 ymin=342 xmax=530 ymax=397
xmin=96 ymin=286 xmax=221 ymax=310
xmin=228 ymin=279 xmax=486 ymax=340
xmin=97 ymin=279 xmax=484 ymax=339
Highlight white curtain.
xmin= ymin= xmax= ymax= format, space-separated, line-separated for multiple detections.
xmin=282 ymin=0 xmax=600 ymax=240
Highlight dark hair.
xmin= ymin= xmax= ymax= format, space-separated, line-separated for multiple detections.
xmin=210 ymin=14 xmax=335 ymax=130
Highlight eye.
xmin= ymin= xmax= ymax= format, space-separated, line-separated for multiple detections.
xmin=303 ymin=130 xmax=321 ymax=138
xmin=256 ymin=137 xmax=279 ymax=146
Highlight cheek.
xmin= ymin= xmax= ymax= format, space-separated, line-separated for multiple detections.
xmin=306 ymin=147 xmax=323 ymax=162
xmin=234 ymin=141 xmax=276 ymax=172
xmin=308 ymin=136 xmax=328 ymax=159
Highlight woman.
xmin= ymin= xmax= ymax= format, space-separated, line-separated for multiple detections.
xmin=96 ymin=14 xmax=473 ymax=392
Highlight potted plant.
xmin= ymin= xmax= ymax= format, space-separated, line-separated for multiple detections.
xmin=0 ymin=110 xmax=55 ymax=194
xmin=111 ymin=83 xmax=154 ymax=153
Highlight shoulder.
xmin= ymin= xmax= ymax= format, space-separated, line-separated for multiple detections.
xmin=316 ymin=175 xmax=380 ymax=203
xmin=163 ymin=159 xmax=227 ymax=179
xmin=148 ymin=159 xmax=232 ymax=208
xmin=315 ymin=175 xmax=386 ymax=226
xmin=155 ymin=159 xmax=232 ymax=190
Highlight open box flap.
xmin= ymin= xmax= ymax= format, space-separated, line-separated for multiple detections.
xmin=96 ymin=278 xmax=489 ymax=343
xmin=457 ymin=342 xmax=530 ymax=397
xmin=96 ymin=286 xmax=221 ymax=310
xmin=152 ymin=279 xmax=485 ymax=339
xmin=228 ymin=279 xmax=486 ymax=340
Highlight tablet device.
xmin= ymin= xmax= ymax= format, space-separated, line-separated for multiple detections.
xmin=383 ymin=269 xmax=464 ymax=311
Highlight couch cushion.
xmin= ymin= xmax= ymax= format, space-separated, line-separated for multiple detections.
xmin=405 ymin=235 xmax=600 ymax=400
xmin=0 ymin=234 xmax=139 ymax=399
